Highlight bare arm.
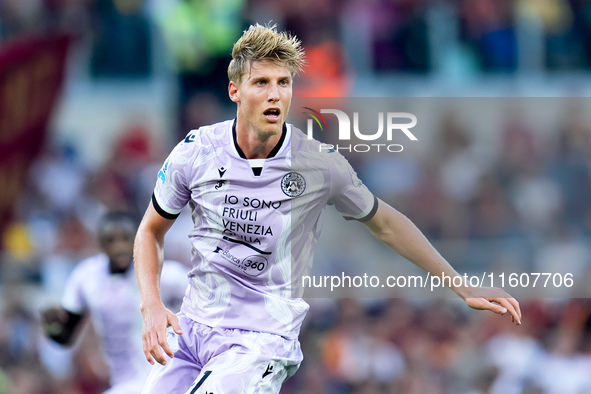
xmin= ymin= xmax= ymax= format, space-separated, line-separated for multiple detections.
xmin=134 ymin=202 xmax=183 ymax=365
xmin=363 ymin=199 xmax=521 ymax=325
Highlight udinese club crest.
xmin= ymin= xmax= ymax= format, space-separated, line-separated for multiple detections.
xmin=281 ymin=172 xmax=306 ymax=197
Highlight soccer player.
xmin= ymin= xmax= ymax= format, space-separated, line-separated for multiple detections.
xmin=135 ymin=24 xmax=522 ymax=393
xmin=42 ymin=211 xmax=187 ymax=394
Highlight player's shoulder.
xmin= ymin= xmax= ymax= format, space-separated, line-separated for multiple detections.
xmin=288 ymin=123 xmax=348 ymax=166
xmin=71 ymin=253 xmax=109 ymax=278
xmin=289 ymin=124 xmax=320 ymax=152
xmin=166 ymin=120 xmax=233 ymax=166
xmin=181 ymin=120 xmax=233 ymax=148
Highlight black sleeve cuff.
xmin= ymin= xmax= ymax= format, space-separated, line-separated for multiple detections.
xmin=45 ymin=310 xmax=84 ymax=345
xmin=343 ymin=196 xmax=379 ymax=223
xmin=152 ymin=193 xmax=180 ymax=220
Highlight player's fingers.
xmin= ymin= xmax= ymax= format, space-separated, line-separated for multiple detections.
xmin=142 ymin=332 xmax=155 ymax=365
xmin=146 ymin=328 xmax=168 ymax=365
xmin=158 ymin=330 xmax=175 ymax=359
xmin=149 ymin=338 xmax=168 ymax=365
xmin=143 ymin=346 xmax=155 ymax=365
xmin=57 ymin=308 xmax=68 ymax=322
xmin=506 ymin=297 xmax=522 ymax=320
xmin=488 ymin=301 xmax=507 ymax=315
xmin=42 ymin=308 xmax=65 ymax=324
xmin=494 ymin=297 xmax=521 ymax=325
xmin=150 ymin=347 xmax=168 ymax=365
xmin=168 ymin=313 xmax=183 ymax=335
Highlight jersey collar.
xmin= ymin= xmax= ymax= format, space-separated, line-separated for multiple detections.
xmin=232 ymin=119 xmax=287 ymax=159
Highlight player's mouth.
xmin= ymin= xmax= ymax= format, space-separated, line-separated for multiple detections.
xmin=263 ymin=108 xmax=281 ymax=122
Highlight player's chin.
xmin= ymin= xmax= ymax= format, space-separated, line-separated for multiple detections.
xmin=112 ymin=255 xmax=133 ymax=270
xmin=261 ymin=123 xmax=282 ymax=135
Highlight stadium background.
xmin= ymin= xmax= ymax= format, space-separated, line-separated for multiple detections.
xmin=2 ymin=0 xmax=591 ymax=393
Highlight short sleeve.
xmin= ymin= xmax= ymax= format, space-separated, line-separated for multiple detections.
xmin=153 ymin=138 xmax=193 ymax=219
xmin=326 ymin=152 xmax=378 ymax=222
xmin=61 ymin=264 xmax=88 ymax=315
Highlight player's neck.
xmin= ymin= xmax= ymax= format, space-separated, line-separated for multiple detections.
xmin=234 ymin=119 xmax=284 ymax=159
xmin=109 ymin=260 xmax=132 ymax=274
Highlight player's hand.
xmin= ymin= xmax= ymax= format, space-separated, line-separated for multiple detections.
xmin=140 ymin=301 xmax=183 ymax=365
xmin=41 ymin=306 xmax=68 ymax=335
xmin=459 ymin=286 xmax=522 ymax=325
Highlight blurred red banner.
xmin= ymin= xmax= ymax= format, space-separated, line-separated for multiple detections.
xmin=0 ymin=34 xmax=70 ymax=249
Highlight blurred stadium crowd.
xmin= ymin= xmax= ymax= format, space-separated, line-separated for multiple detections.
xmin=2 ymin=0 xmax=591 ymax=393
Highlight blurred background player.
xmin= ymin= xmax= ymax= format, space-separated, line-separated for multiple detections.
xmin=41 ymin=211 xmax=187 ymax=394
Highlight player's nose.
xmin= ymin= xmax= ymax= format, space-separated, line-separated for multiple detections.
xmin=267 ymin=83 xmax=280 ymax=102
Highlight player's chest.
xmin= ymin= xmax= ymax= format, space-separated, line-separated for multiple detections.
xmin=189 ymin=155 xmax=322 ymax=208
xmin=85 ymin=275 xmax=140 ymax=322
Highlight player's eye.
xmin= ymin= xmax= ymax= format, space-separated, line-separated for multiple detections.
xmin=256 ymin=80 xmax=266 ymax=86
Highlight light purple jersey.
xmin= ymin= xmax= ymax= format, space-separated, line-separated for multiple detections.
xmin=153 ymin=120 xmax=376 ymax=340
xmin=61 ymin=254 xmax=187 ymax=392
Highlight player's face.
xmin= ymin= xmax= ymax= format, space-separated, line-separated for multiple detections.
xmin=101 ymin=227 xmax=134 ymax=272
xmin=229 ymin=60 xmax=292 ymax=137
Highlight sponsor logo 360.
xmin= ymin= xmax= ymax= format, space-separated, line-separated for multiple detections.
xmin=214 ymin=247 xmax=268 ymax=276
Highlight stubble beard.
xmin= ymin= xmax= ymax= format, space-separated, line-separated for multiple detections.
xmin=256 ymin=124 xmax=282 ymax=141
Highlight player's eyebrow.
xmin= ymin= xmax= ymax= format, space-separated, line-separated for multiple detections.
xmin=250 ymin=75 xmax=269 ymax=82
xmin=249 ymin=74 xmax=292 ymax=84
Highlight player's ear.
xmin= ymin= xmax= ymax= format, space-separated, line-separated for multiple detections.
xmin=229 ymin=81 xmax=240 ymax=103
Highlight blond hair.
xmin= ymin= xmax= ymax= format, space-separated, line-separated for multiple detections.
xmin=228 ymin=23 xmax=305 ymax=83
